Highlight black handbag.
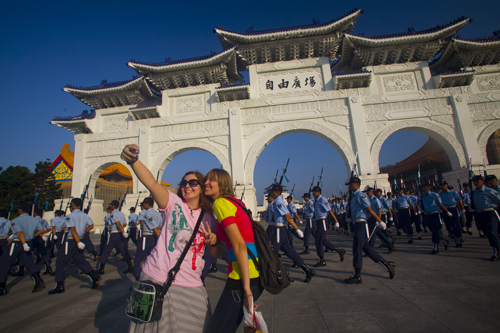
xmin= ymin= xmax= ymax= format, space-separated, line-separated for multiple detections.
xmin=126 ymin=209 xmax=205 ymax=323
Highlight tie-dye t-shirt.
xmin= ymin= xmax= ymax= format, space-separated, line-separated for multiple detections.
xmin=142 ymin=191 xmax=216 ymax=287
xmin=213 ymin=197 xmax=259 ymax=286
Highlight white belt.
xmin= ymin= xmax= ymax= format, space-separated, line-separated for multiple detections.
xmin=312 ymin=217 xmax=326 ymax=221
xmin=0 ymin=237 xmax=7 ymax=239
xmin=477 ymin=208 xmax=494 ymax=212
xmin=269 ymin=223 xmax=285 ymax=227
xmin=142 ymin=232 xmax=154 ymax=236
xmin=424 ymin=210 xmax=440 ymax=215
xmin=352 ymin=219 xmax=366 ymax=223
xmin=111 ymin=230 xmax=120 ymax=233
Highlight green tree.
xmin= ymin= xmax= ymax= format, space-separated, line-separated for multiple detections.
xmin=33 ymin=159 xmax=63 ymax=211
xmin=0 ymin=165 xmax=35 ymax=212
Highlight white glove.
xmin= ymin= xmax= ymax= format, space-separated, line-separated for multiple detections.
xmin=335 ymin=222 xmax=340 ymax=228
xmin=296 ymin=229 xmax=304 ymax=239
xmin=346 ymin=218 xmax=352 ymax=223
xmin=77 ymin=242 xmax=86 ymax=250
xmin=123 ymin=232 xmax=129 ymax=238
xmin=447 ymin=212 xmax=453 ymax=217
xmin=417 ymin=211 xmax=421 ymax=215
xmin=53 ymin=235 xmax=58 ymax=240
xmin=378 ymin=222 xmax=387 ymax=230
xmin=299 ymin=220 xmax=303 ymax=224
xmin=462 ymin=210 xmax=466 ymax=215
xmin=468 ymin=207 xmax=475 ymax=213
xmin=42 ymin=236 xmax=48 ymax=242
xmin=23 ymin=243 xmax=30 ymax=252
xmin=389 ymin=217 xmax=393 ymax=222
xmin=376 ymin=221 xmax=379 ymax=226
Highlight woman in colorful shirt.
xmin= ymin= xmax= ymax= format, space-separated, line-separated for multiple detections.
xmin=204 ymin=168 xmax=262 ymax=333
xmin=121 ymin=144 xmax=217 ymax=333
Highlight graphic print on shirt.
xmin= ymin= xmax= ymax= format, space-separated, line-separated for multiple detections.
xmin=189 ymin=232 xmax=206 ymax=271
xmin=167 ymin=204 xmax=192 ymax=252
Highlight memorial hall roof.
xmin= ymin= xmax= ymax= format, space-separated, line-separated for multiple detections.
xmin=214 ymin=9 xmax=362 ymax=67
xmin=430 ymin=33 xmax=500 ymax=72
xmin=127 ymin=46 xmax=243 ymax=90
xmin=332 ymin=17 xmax=471 ymax=72
xmin=50 ymin=110 xmax=95 ymax=134
xmin=63 ymin=76 xmax=160 ymax=109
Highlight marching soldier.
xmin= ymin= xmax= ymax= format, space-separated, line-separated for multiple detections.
xmin=419 ymin=183 xmax=451 ymax=254
xmin=300 ymin=193 xmax=315 ymax=254
xmin=462 ymin=183 xmax=476 ymax=236
xmin=375 ymin=189 xmax=395 ymax=244
xmin=396 ymin=188 xmax=417 ymax=243
xmin=0 ymin=203 xmax=45 ymax=295
xmin=366 ymin=187 xmax=395 ymax=253
xmin=99 ymin=206 xmax=112 ymax=256
xmin=344 ymin=177 xmax=395 ymax=284
xmin=133 ymin=197 xmax=162 ymax=280
xmin=407 ymin=190 xmax=423 ymax=240
xmin=33 ymin=209 xmax=53 ymax=275
xmin=47 ymin=210 xmax=66 ymax=257
xmin=439 ymin=180 xmax=465 ymax=247
xmin=48 ymin=198 xmax=101 ymax=294
xmin=311 ymin=186 xmax=345 ymax=267
xmin=470 ymin=175 xmax=500 ymax=261
xmin=0 ymin=209 xmax=10 ymax=257
xmin=266 ymin=184 xmax=315 ymax=282
xmin=96 ymin=200 xmax=133 ymax=275
xmin=128 ymin=207 xmax=139 ymax=245
xmin=82 ymin=208 xmax=99 ymax=261
xmin=286 ymin=195 xmax=302 ymax=247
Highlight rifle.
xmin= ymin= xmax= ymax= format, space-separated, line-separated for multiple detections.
xmin=80 ymin=175 xmax=92 ymax=210
xmin=32 ymin=188 xmax=39 ymax=216
xmin=346 ymin=152 xmax=358 ymax=219
xmin=240 ymin=186 xmax=246 ymax=201
xmin=316 ymin=167 xmax=324 ymax=188
xmin=86 ymin=195 xmax=93 ymax=212
xmin=309 ymin=176 xmax=315 ymax=192
xmin=7 ymin=199 xmax=14 ymax=220
xmin=273 ymin=169 xmax=279 ymax=184
xmin=119 ymin=187 xmax=130 ymax=211
xmin=457 ymin=173 xmax=463 ymax=199
xmin=469 ymin=156 xmax=475 ymax=210
xmin=278 ymin=158 xmax=290 ymax=185
xmin=290 ymin=183 xmax=295 ymax=197
xmin=134 ymin=191 xmax=142 ymax=210
xmin=339 ymin=185 xmax=343 ymax=197
xmin=64 ymin=197 xmax=72 ymax=215
xmin=483 ymin=158 xmax=488 ymax=179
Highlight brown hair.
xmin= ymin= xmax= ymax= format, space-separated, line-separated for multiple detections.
xmin=176 ymin=171 xmax=212 ymax=214
xmin=205 ymin=168 xmax=235 ymax=203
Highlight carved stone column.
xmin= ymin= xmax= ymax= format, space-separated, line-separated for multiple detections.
xmin=71 ymin=134 xmax=86 ymax=197
xmin=450 ymin=94 xmax=482 ymax=165
xmin=347 ymin=96 xmax=374 ymax=176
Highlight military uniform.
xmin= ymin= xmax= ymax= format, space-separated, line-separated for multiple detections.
xmin=128 ymin=209 xmax=139 ymax=245
xmin=439 ymin=184 xmax=463 ymax=246
xmin=134 ymin=200 xmax=162 ymax=280
xmin=396 ymin=190 xmax=414 ymax=242
xmin=368 ymin=191 xmax=394 ymax=253
xmin=420 ymin=186 xmax=450 ymax=254
xmin=0 ymin=215 xmax=11 ymax=257
xmin=300 ymin=193 xmax=315 ymax=254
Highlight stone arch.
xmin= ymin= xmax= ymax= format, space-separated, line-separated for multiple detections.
xmin=84 ymin=157 xmax=135 ymax=196
xmin=151 ymin=140 xmax=231 ymax=178
xmin=244 ymin=121 xmax=356 ymax=184
xmin=370 ymin=120 xmax=467 ymax=172
xmin=478 ymin=122 xmax=500 ymax=164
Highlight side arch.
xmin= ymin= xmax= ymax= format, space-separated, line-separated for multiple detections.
xmin=151 ymin=140 xmax=231 ymax=178
xmin=244 ymin=121 xmax=355 ymax=184
xmin=84 ymin=157 xmax=135 ymax=196
xmin=370 ymin=120 xmax=467 ymax=172
xmin=478 ymin=122 xmax=500 ymax=164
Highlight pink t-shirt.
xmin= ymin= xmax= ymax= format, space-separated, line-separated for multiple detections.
xmin=142 ymin=191 xmax=216 ymax=287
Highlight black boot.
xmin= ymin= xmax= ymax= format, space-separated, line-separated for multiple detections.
xmin=299 ymin=248 xmax=310 ymax=255
xmin=48 ymin=282 xmax=65 ymax=294
xmin=208 ymin=263 xmax=217 ymax=273
xmin=11 ymin=266 xmax=24 ymax=277
xmin=379 ymin=258 xmax=396 ymax=279
xmin=91 ymin=250 xmax=99 ymax=262
xmin=0 ymin=282 xmax=8 ymax=296
xmin=31 ymin=272 xmax=45 ymax=293
xmin=299 ymin=265 xmax=316 ymax=283
xmin=344 ymin=268 xmax=362 ymax=284
xmin=313 ymin=257 xmax=326 ymax=267
xmin=87 ymin=271 xmax=101 ymax=289
xmin=335 ymin=248 xmax=346 ymax=262
xmin=124 ymin=260 xmax=134 ymax=274
xmin=43 ymin=262 xmax=53 ymax=275
xmin=96 ymin=263 xmax=105 ymax=275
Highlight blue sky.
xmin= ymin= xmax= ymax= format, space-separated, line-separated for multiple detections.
xmin=1 ymin=0 xmax=498 ymax=204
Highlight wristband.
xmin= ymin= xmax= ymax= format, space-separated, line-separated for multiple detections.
xmin=245 ymin=294 xmax=253 ymax=297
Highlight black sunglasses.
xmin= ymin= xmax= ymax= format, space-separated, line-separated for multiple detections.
xmin=180 ymin=179 xmax=200 ymax=188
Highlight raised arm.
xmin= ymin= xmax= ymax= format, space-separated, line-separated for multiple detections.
xmin=121 ymin=144 xmax=169 ymax=209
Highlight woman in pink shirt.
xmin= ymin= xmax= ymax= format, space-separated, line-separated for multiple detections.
xmin=122 ymin=144 xmax=219 ymax=333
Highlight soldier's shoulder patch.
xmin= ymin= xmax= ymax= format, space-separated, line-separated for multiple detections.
xmin=10 ymin=222 xmax=15 ymax=227
xmin=361 ymin=195 xmax=367 ymax=200
xmin=149 ymin=217 xmax=153 ymax=221
xmin=66 ymin=217 xmax=71 ymax=221
xmin=110 ymin=214 xmax=114 ymax=218
xmin=277 ymin=204 xmax=282 ymax=209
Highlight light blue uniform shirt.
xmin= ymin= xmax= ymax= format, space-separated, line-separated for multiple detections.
xmin=313 ymin=195 xmax=331 ymax=218
xmin=109 ymin=209 xmax=126 ymax=231
xmin=409 ymin=195 xmax=418 ymax=205
xmin=439 ymin=190 xmax=462 ymax=207
xmin=378 ymin=196 xmax=390 ymax=213
xmin=349 ymin=189 xmax=371 ymax=220
xmin=304 ymin=200 xmax=314 ymax=218
xmin=472 ymin=186 xmax=500 ymax=210
xmin=494 ymin=185 xmax=500 ymax=196
xmin=396 ymin=194 xmax=411 ymax=209
xmin=128 ymin=213 xmax=138 ymax=228
xmin=65 ymin=209 xmax=93 ymax=238
xmin=51 ymin=216 xmax=66 ymax=231
xmin=287 ymin=202 xmax=297 ymax=214
xmin=421 ymin=191 xmax=442 ymax=212
xmin=272 ymin=196 xmax=290 ymax=223
xmin=0 ymin=217 xmax=11 ymax=237
xmin=266 ymin=201 xmax=275 ymax=223
xmin=104 ymin=213 xmax=111 ymax=231
xmin=35 ymin=216 xmax=50 ymax=230
xmin=370 ymin=196 xmax=382 ymax=213
xmin=138 ymin=210 xmax=147 ymax=224
xmin=462 ymin=190 xmax=471 ymax=205
xmin=10 ymin=214 xmax=43 ymax=241
xmin=142 ymin=208 xmax=162 ymax=232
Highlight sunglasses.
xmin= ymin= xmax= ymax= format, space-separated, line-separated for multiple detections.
xmin=180 ymin=179 xmax=200 ymax=188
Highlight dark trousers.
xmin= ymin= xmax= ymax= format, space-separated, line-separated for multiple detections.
xmin=133 ymin=235 xmax=157 ymax=279
xmin=441 ymin=207 xmax=462 ymax=243
xmin=425 ymin=213 xmax=444 ymax=244
xmin=54 ymin=239 xmax=93 ymax=283
xmin=412 ymin=213 xmax=423 ymax=233
xmin=477 ymin=211 xmax=500 ymax=249
xmin=398 ymin=208 xmax=412 ymax=235
xmin=32 ymin=236 xmax=51 ymax=264
xmin=303 ymin=217 xmax=315 ymax=248
xmin=99 ymin=232 xmax=131 ymax=264
xmin=99 ymin=229 xmax=109 ymax=255
xmin=0 ymin=241 xmax=40 ymax=283
xmin=392 ymin=209 xmax=400 ymax=230
xmin=83 ymin=232 xmax=95 ymax=253
xmin=464 ymin=206 xmax=474 ymax=229
xmin=128 ymin=228 xmax=138 ymax=245
xmin=268 ymin=226 xmax=304 ymax=266
xmin=0 ymin=239 xmax=8 ymax=257
xmin=210 ymin=283 xmax=263 ymax=333
xmin=314 ymin=218 xmax=337 ymax=257
xmin=352 ymin=222 xmax=382 ymax=270
xmin=368 ymin=218 xmax=394 ymax=250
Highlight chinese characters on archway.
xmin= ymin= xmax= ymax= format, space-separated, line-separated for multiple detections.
xmin=265 ymin=76 xmax=316 ymax=91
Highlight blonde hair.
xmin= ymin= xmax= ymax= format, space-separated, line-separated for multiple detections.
xmin=205 ymin=168 xmax=235 ymax=202
xmin=177 ymin=171 xmax=213 ymax=214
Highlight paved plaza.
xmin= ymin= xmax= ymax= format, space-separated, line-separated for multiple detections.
xmin=1 ymin=223 xmax=500 ymax=333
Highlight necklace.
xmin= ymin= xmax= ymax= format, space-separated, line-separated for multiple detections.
xmin=189 ymin=206 xmax=200 ymax=218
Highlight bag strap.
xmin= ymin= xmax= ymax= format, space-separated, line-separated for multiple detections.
xmin=224 ymin=197 xmax=261 ymax=272
xmin=159 ymin=208 xmax=204 ymax=299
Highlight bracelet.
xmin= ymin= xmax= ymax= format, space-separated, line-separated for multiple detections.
xmin=245 ymin=294 xmax=253 ymax=297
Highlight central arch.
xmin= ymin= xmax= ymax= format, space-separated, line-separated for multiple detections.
xmin=370 ymin=120 xmax=467 ymax=172
xmin=244 ymin=121 xmax=355 ymax=184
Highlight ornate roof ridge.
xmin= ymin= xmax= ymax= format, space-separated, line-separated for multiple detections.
xmin=215 ymin=82 xmax=250 ymax=90
xmin=332 ymin=70 xmax=372 ymax=76
xmin=453 ymin=34 xmax=500 ymax=44
xmin=128 ymin=46 xmax=237 ymax=68
xmin=214 ymin=8 xmax=362 ymax=36
xmin=64 ymin=76 xmax=144 ymax=92
xmin=52 ymin=109 xmax=96 ymax=122
xmin=437 ymin=69 xmax=475 ymax=75
xmin=348 ymin=16 xmax=470 ymax=41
